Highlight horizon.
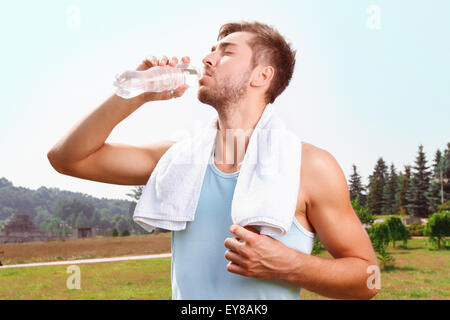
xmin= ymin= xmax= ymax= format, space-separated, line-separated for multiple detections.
xmin=1 ymin=138 xmax=445 ymax=202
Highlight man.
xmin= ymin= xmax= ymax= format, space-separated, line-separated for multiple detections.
xmin=48 ymin=21 xmax=379 ymax=299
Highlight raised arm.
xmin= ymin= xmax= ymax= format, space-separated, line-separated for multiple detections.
xmin=47 ymin=56 xmax=190 ymax=186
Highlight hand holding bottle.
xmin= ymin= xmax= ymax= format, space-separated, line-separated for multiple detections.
xmin=114 ymin=55 xmax=192 ymax=101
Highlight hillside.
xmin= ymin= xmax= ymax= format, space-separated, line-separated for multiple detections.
xmin=0 ymin=177 xmax=142 ymax=236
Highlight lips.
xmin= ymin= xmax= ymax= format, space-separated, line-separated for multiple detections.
xmin=204 ymin=69 xmax=213 ymax=77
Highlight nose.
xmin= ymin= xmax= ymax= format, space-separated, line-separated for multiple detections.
xmin=202 ymin=51 xmax=216 ymax=68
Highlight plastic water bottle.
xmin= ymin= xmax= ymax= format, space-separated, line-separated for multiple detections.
xmin=113 ymin=64 xmax=203 ymax=99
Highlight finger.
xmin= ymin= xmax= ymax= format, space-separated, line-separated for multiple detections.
xmin=226 ymin=261 xmax=249 ymax=277
xmin=169 ymin=57 xmax=178 ymax=67
xmin=173 ymin=84 xmax=189 ymax=97
xmin=159 ymin=56 xmax=168 ymax=66
xmin=141 ymin=56 xmax=157 ymax=69
xmin=181 ymin=56 xmax=190 ymax=64
xmin=230 ymin=224 xmax=258 ymax=244
xmin=225 ymin=249 xmax=247 ymax=267
xmin=224 ymin=237 xmax=245 ymax=254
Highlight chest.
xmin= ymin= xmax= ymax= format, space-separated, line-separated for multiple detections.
xmin=214 ymin=159 xmax=314 ymax=234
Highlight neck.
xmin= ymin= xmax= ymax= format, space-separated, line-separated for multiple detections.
xmin=214 ymin=97 xmax=267 ymax=170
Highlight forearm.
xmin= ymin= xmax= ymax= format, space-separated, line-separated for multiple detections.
xmin=48 ymin=93 xmax=148 ymax=166
xmin=282 ymin=250 xmax=379 ymax=300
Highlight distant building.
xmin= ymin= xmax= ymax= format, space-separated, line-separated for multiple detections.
xmin=0 ymin=214 xmax=60 ymax=243
xmin=73 ymin=227 xmax=96 ymax=239
xmin=402 ymin=217 xmax=428 ymax=226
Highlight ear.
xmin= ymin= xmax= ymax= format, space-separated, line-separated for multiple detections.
xmin=250 ymin=66 xmax=274 ymax=87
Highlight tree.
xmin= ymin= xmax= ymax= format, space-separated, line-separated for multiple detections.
xmin=394 ymin=165 xmax=412 ymax=216
xmin=423 ymin=210 xmax=449 ymax=249
xmin=407 ymin=145 xmax=432 ymax=217
xmin=99 ymin=217 xmax=113 ymax=235
xmin=382 ymin=163 xmax=398 ymax=215
xmin=35 ymin=208 xmax=51 ymax=226
xmin=368 ymin=222 xmax=395 ymax=269
xmin=437 ymin=201 xmax=450 ymax=212
xmin=40 ymin=216 xmax=64 ymax=235
xmin=116 ymin=216 xmax=131 ymax=233
xmin=368 ymin=222 xmax=391 ymax=249
xmin=75 ymin=212 xmax=89 ymax=228
xmin=367 ymin=158 xmax=388 ymax=215
xmin=426 ymin=149 xmax=444 ymax=213
xmin=376 ymin=245 xmax=396 ymax=269
xmin=53 ymin=199 xmax=95 ymax=222
xmin=120 ymin=229 xmax=130 ymax=237
xmin=89 ymin=210 xmax=101 ymax=226
xmin=349 ymin=164 xmax=366 ymax=206
xmin=385 ymin=216 xmax=408 ymax=248
xmin=441 ymin=143 xmax=450 ymax=201
xmin=352 ymin=198 xmax=374 ymax=227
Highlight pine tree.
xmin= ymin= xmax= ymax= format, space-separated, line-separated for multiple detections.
xmin=394 ymin=165 xmax=412 ymax=216
xmin=427 ymin=149 xmax=443 ymax=213
xmin=367 ymin=158 xmax=388 ymax=215
xmin=407 ymin=145 xmax=432 ymax=217
xmin=442 ymin=143 xmax=450 ymax=201
xmin=382 ymin=163 xmax=398 ymax=215
xmin=127 ymin=186 xmax=146 ymax=234
xmin=349 ymin=164 xmax=366 ymax=206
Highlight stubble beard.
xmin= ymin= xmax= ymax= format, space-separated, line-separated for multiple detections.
xmin=197 ymin=68 xmax=253 ymax=112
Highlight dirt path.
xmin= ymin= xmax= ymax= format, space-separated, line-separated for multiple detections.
xmin=0 ymin=253 xmax=171 ymax=269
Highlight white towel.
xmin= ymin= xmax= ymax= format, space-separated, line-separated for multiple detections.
xmin=133 ymin=104 xmax=302 ymax=237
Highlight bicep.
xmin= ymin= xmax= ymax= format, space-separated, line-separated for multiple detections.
xmin=58 ymin=140 xmax=175 ymax=186
xmin=304 ymin=147 xmax=376 ymax=263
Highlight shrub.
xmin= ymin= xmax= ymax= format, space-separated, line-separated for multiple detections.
xmin=385 ymin=216 xmax=408 ymax=248
xmin=312 ymin=237 xmax=323 ymax=255
xmin=112 ymin=228 xmax=118 ymax=237
xmin=120 ymin=229 xmax=130 ymax=237
xmin=376 ymin=245 xmax=395 ymax=269
xmin=352 ymin=199 xmax=375 ymax=226
xmin=368 ymin=222 xmax=395 ymax=269
xmin=407 ymin=222 xmax=425 ymax=237
xmin=424 ymin=210 xmax=450 ymax=249
xmin=368 ymin=222 xmax=391 ymax=250
xmin=437 ymin=201 xmax=450 ymax=212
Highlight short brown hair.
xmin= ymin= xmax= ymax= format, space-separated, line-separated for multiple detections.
xmin=217 ymin=21 xmax=296 ymax=104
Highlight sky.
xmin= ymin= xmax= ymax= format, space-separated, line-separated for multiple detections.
xmin=0 ymin=0 xmax=449 ymax=201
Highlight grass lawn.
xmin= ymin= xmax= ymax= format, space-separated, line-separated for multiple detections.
xmin=300 ymin=238 xmax=449 ymax=300
xmin=0 ymin=258 xmax=172 ymax=300
xmin=0 ymin=239 xmax=448 ymax=300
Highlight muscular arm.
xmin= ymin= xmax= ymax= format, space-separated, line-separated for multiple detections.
xmin=47 ymin=93 xmax=175 ymax=186
xmin=47 ymin=56 xmax=189 ymax=186
xmin=284 ymin=144 xmax=379 ymax=299
xmin=224 ymin=143 xmax=379 ymax=300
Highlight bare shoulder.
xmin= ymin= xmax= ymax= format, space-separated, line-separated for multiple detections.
xmin=299 ymin=142 xmax=377 ymax=266
xmin=300 ymin=141 xmax=349 ymax=208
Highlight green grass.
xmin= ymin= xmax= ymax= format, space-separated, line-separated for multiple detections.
xmin=0 ymin=258 xmax=172 ymax=300
xmin=300 ymin=238 xmax=450 ymax=300
xmin=0 ymin=239 xmax=448 ymax=300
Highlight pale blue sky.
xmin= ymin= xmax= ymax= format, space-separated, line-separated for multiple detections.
xmin=0 ymin=0 xmax=448 ymax=200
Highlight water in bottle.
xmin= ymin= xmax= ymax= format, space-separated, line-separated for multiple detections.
xmin=113 ymin=64 xmax=204 ymax=99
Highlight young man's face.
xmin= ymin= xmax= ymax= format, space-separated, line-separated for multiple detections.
xmin=198 ymin=31 xmax=256 ymax=109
